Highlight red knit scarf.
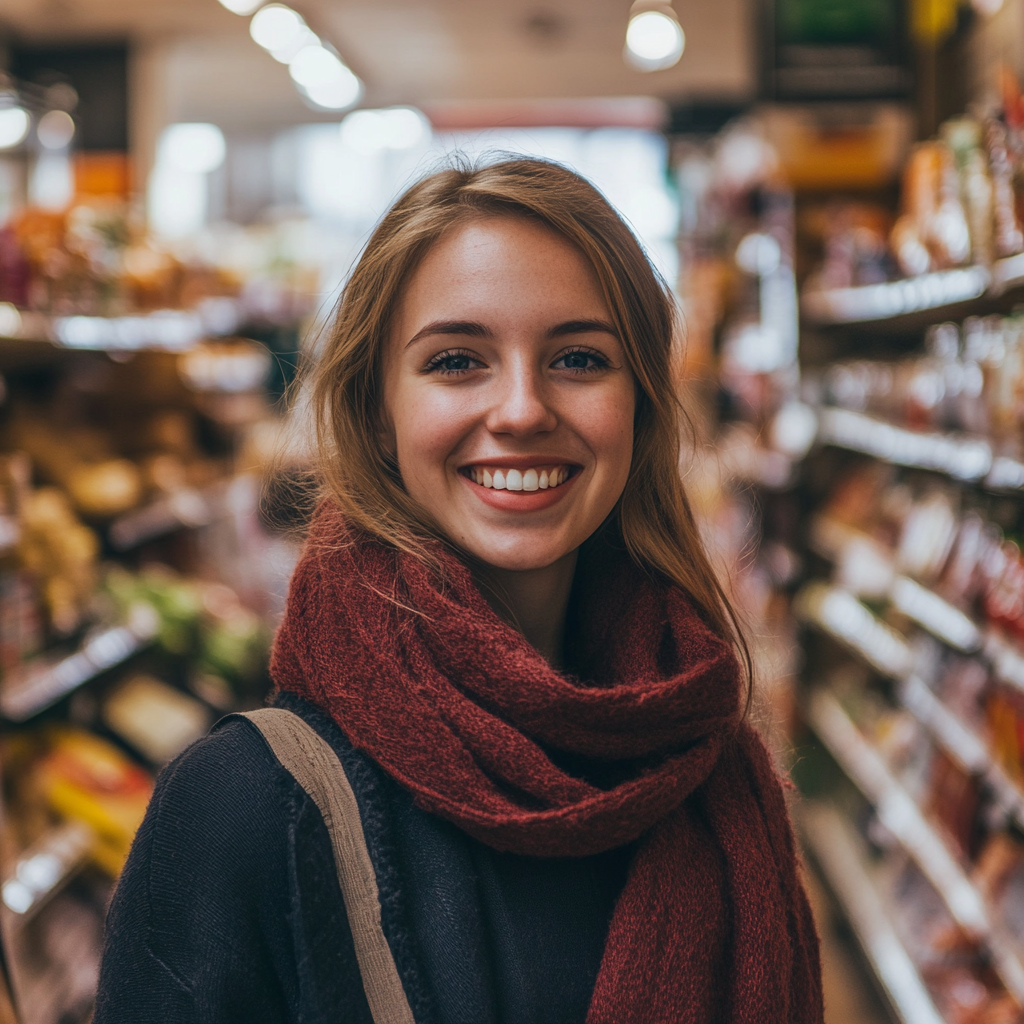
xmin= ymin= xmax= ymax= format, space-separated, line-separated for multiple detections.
xmin=271 ymin=506 xmax=823 ymax=1023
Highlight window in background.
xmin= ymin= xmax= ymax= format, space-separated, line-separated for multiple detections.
xmin=294 ymin=119 xmax=680 ymax=296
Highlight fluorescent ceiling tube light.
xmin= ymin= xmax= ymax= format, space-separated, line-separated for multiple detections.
xmin=624 ymin=4 xmax=685 ymax=72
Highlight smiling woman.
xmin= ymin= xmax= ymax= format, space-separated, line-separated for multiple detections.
xmin=94 ymin=159 xmax=823 ymax=1024
xmin=383 ymin=215 xmax=635 ymax=662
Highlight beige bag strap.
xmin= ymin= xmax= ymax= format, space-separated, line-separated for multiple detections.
xmin=239 ymin=708 xmax=416 ymax=1024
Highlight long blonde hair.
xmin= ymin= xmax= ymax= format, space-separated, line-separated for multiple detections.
xmin=310 ymin=156 xmax=751 ymax=686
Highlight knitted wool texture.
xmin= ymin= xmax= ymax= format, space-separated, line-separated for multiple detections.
xmin=271 ymin=506 xmax=823 ymax=1024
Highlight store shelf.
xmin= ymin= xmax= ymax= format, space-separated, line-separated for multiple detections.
xmin=1 ymin=611 xmax=159 ymax=723
xmin=798 ymin=801 xmax=946 ymax=1024
xmin=815 ymin=407 xmax=1011 ymax=485
xmin=802 ymin=266 xmax=991 ymax=328
xmin=108 ymin=479 xmax=235 ymax=551
xmin=794 ymin=582 xmax=914 ymax=678
xmin=0 ymin=300 xmax=241 ymax=354
xmin=804 ymin=688 xmax=1024 ymax=1003
xmin=796 ymin=582 xmax=1024 ymax=831
xmin=1 ymin=823 xmax=94 ymax=922
xmin=807 ymin=516 xmax=1024 ymax=695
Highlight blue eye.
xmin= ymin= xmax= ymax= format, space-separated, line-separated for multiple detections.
xmin=555 ymin=349 xmax=608 ymax=372
xmin=425 ymin=349 xmax=479 ymax=375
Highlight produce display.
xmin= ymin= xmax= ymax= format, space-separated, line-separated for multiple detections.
xmin=0 ymin=277 xmax=293 ymax=1022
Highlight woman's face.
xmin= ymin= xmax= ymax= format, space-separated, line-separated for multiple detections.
xmin=385 ymin=215 xmax=635 ymax=572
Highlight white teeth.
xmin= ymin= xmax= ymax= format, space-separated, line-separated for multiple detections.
xmin=468 ymin=465 xmax=569 ymax=490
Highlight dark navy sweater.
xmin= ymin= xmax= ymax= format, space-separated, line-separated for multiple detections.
xmin=93 ymin=692 xmax=631 ymax=1024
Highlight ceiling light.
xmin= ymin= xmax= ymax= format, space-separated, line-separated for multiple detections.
xmin=159 ymin=123 xmax=227 ymax=174
xmin=624 ymin=6 xmax=685 ymax=72
xmin=0 ymin=107 xmax=30 ymax=149
xmin=250 ymin=5 xmax=307 ymax=52
xmin=341 ymin=107 xmax=429 ymax=154
xmin=300 ymin=68 xmax=363 ymax=111
xmin=217 ymin=0 xmax=262 ymax=13
xmin=269 ymin=26 xmax=319 ymax=64
xmin=289 ymin=45 xmax=346 ymax=88
xmin=37 ymin=110 xmax=75 ymax=150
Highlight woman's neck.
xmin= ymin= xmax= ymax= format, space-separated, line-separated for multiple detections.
xmin=474 ymin=550 xmax=578 ymax=667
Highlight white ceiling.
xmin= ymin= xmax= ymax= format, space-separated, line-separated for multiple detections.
xmin=2 ymin=0 xmax=754 ymax=130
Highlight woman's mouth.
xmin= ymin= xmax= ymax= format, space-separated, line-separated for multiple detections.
xmin=461 ymin=465 xmax=576 ymax=491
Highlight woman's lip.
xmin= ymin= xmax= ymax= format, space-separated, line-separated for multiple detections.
xmin=456 ymin=456 xmax=582 ymax=471
xmin=460 ymin=469 xmax=579 ymax=511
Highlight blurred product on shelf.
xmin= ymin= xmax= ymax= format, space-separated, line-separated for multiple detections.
xmin=0 ymin=200 xmax=321 ymax=333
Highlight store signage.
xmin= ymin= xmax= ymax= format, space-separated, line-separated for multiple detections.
xmin=760 ymin=0 xmax=913 ymax=101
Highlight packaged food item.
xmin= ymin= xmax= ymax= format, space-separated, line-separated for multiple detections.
xmin=927 ymin=750 xmax=980 ymax=860
xmin=985 ymin=119 xmax=1024 ymax=258
xmin=944 ymin=118 xmax=996 ymax=267
xmin=34 ymin=726 xmax=153 ymax=875
xmin=891 ymin=142 xmax=972 ymax=276
xmin=102 ymin=674 xmax=211 ymax=765
xmin=896 ymin=491 xmax=959 ymax=585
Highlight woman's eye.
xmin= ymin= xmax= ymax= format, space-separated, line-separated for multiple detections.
xmin=555 ymin=349 xmax=607 ymax=372
xmin=426 ymin=350 xmax=480 ymax=375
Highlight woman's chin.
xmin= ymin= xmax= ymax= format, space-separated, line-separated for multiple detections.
xmin=459 ymin=533 xmax=576 ymax=574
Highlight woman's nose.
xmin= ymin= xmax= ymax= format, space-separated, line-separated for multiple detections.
xmin=485 ymin=362 xmax=557 ymax=437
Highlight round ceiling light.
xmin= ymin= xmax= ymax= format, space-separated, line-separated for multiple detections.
xmin=289 ymin=45 xmax=345 ymax=88
xmin=290 ymin=45 xmax=363 ymax=110
xmin=624 ymin=7 xmax=685 ymax=72
xmin=159 ymin=123 xmax=227 ymax=174
xmin=250 ymin=5 xmax=307 ymax=52
xmin=218 ymin=0 xmax=262 ymax=13
xmin=300 ymin=68 xmax=363 ymax=111
xmin=0 ymin=107 xmax=30 ymax=150
xmin=37 ymin=110 xmax=75 ymax=150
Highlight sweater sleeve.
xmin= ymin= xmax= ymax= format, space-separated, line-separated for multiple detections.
xmin=93 ymin=720 xmax=300 ymax=1024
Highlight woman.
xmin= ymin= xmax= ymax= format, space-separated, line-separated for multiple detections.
xmin=95 ymin=158 xmax=822 ymax=1024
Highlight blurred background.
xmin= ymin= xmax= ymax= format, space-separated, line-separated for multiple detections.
xmin=2 ymin=0 xmax=1024 ymax=1021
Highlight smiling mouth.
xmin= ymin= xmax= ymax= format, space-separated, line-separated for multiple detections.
xmin=461 ymin=465 xmax=577 ymax=491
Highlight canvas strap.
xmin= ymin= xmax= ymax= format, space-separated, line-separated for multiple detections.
xmin=238 ymin=708 xmax=416 ymax=1024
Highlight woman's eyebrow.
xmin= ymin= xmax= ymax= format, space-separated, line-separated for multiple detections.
xmin=405 ymin=320 xmax=491 ymax=347
xmin=548 ymin=319 xmax=619 ymax=339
